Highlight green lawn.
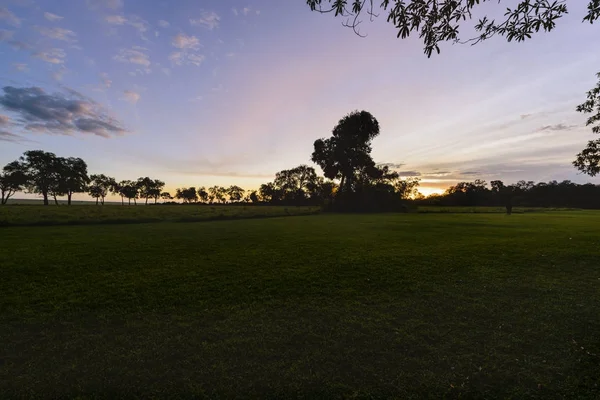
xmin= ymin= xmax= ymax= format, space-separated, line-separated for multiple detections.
xmin=0 ymin=204 xmax=319 ymax=227
xmin=1 ymin=211 xmax=599 ymax=398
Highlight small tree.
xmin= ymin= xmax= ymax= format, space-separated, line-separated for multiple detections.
xmin=17 ymin=150 xmax=59 ymax=206
xmin=161 ymin=191 xmax=173 ymax=202
xmin=120 ymin=180 xmax=140 ymax=205
xmin=228 ymin=185 xmax=245 ymax=202
xmin=175 ymin=187 xmax=197 ymax=203
xmin=88 ymin=174 xmax=115 ymax=205
xmin=249 ymin=190 xmax=260 ymax=203
xmin=197 ymin=186 xmax=208 ymax=203
xmin=0 ymin=161 xmax=28 ymax=205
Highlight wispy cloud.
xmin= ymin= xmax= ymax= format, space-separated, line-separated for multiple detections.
xmin=0 ymin=29 xmax=13 ymax=41
xmin=122 ymin=90 xmax=140 ymax=104
xmin=170 ymin=34 xmax=204 ymax=66
xmin=0 ymin=7 xmax=21 ymax=26
xmin=34 ymin=48 xmax=66 ymax=64
xmin=105 ymin=14 xmax=149 ymax=39
xmin=86 ymin=0 xmax=123 ymax=10
xmin=0 ymin=130 xmax=25 ymax=143
xmin=100 ymin=72 xmax=112 ymax=88
xmin=190 ymin=11 xmax=220 ymax=30
xmin=378 ymin=162 xmax=405 ymax=169
xmin=52 ymin=66 xmax=67 ymax=81
xmin=158 ymin=19 xmax=169 ymax=28
xmin=43 ymin=12 xmax=63 ymax=22
xmin=537 ymin=123 xmax=578 ymax=132
xmin=0 ymin=86 xmax=127 ymax=138
xmin=114 ymin=46 xmax=151 ymax=68
xmin=35 ymin=26 xmax=77 ymax=42
xmin=172 ymin=33 xmax=200 ymax=50
xmin=105 ymin=14 xmax=126 ymax=25
xmin=0 ymin=114 xmax=10 ymax=125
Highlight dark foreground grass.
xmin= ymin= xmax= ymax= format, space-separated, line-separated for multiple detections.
xmin=1 ymin=212 xmax=599 ymax=399
xmin=0 ymin=205 xmax=319 ymax=227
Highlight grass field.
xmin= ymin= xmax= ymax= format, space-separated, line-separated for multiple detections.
xmin=1 ymin=208 xmax=599 ymax=398
xmin=0 ymin=204 xmax=319 ymax=227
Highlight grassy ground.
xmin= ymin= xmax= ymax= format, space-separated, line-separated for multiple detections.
xmin=0 ymin=204 xmax=319 ymax=227
xmin=1 ymin=211 xmax=599 ymax=398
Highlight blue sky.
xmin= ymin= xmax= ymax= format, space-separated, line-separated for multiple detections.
xmin=1 ymin=0 xmax=599 ymax=197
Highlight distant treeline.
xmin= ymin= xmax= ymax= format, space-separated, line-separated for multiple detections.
xmin=419 ymin=179 xmax=600 ymax=210
xmin=2 ymin=111 xmax=599 ymax=211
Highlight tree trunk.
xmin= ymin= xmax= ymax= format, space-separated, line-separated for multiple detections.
xmin=134 ymin=198 xmax=137 ymax=205
xmin=42 ymin=191 xmax=49 ymax=206
xmin=154 ymin=197 xmax=157 ymax=204
xmin=96 ymin=198 xmax=99 ymax=205
xmin=121 ymin=196 xmax=124 ymax=205
xmin=68 ymin=193 xmax=72 ymax=206
xmin=145 ymin=197 xmax=148 ymax=205
xmin=128 ymin=198 xmax=131 ymax=205
xmin=53 ymin=195 xmax=58 ymax=206
xmin=101 ymin=197 xmax=105 ymax=205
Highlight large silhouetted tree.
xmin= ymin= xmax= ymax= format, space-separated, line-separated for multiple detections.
xmin=0 ymin=161 xmax=27 ymax=205
xmin=175 ymin=187 xmax=198 ymax=203
xmin=197 ymin=186 xmax=209 ymax=203
xmin=305 ymin=1 xmax=600 ymax=175
xmin=312 ymin=110 xmax=380 ymax=195
xmin=49 ymin=157 xmax=90 ymax=205
xmin=17 ymin=150 xmax=59 ymax=206
xmin=137 ymin=177 xmax=165 ymax=204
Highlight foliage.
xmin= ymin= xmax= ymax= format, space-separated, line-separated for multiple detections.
xmin=175 ymin=187 xmax=198 ymax=203
xmin=574 ymin=72 xmax=600 ymax=176
xmin=1 ymin=212 xmax=599 ymax=397
xmin=13 ymin=150 xmax=59 ymax=206
xmin=306 ymin=0 xmax=597 ymax=57
xmin=227 ymin=185 xmax=245 ymax=202
xmin=137 ymin=177 xmax=166 ymax=204
xmin=0 ymin=161 xmax=27 ymax=205
xmin=88 ymin=174 xmax=116 ymax=205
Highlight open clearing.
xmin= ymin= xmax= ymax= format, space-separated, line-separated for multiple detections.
xmin=1 ymin=210 xmax=599 ymax=398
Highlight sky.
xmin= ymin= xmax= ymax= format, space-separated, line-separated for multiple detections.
xmin=1 ymin=0 xmax=599 ymax=198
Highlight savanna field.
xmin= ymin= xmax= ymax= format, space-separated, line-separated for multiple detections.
xmin=1 ymin=205 xmax=599 ymax=399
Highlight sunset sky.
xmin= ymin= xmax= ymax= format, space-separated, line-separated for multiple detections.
xmin=1 ymin=0 xmax=599 ymax=198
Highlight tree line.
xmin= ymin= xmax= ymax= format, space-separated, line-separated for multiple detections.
xmin=419 ymin=179 xmax=600 ymax=212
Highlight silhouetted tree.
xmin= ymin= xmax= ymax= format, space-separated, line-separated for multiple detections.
xmin=197 ymin=186 xmax=208 ymax=203
xmin=175 ymin=187 xmax=197 ymax=203
xmin=88 ymin=174 xmax=116 ymax=205
xmin=49 ymin=157 xmax=90 ymax=205
xmin=0 ymin=161 xmax=27 ymax=205
xmin=249 ymin=190 xmax=260 ymax=203
xmin=15 ymin=150 xmax=59 ymax=206
xmin=312 ymin=110 xmax=380 ymax=196
xmin=228 ymin=185 xmax=245 ymax=202
xmin=161 ymin=191 xmax=173 ymax=201
xmin=119 ymin=180 xmax=140 ymax=205
xmin=259 ymin=182 xmax=279 ymax=203
xmin=574 ymin=72 xmax=600 ymax=176
xmin=137 ymin=177 xmax=165 ymax=204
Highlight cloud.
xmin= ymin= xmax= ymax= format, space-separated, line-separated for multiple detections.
xmin=0 ymin=114 xmax=10 ymax=124
xmin=243 ymin=7 xmax=251 ymax=16
xmin=86 ymin=0 xmax=123 ymax=10
xmin=106 ymin=14 xmax=126 ymax=25
xmin=0 ymin=7 xmax=21 ymax=26
xmin=44 ymin=12 xmax=63 ymax=22
xmin=187 ymin=53 xmax=205 ymax=66
xmin=52 ymin=67 xmax=66 ymax=81
xmin=0 ymin=130 xmax=25 ymax=143
xmin=106 ymin=14 xmax=149 ymax=38
xmin=0 ymin=29 xmax=13 ymax=41
xmin=172 ymin=33 xmax=200 ymax=49
xmin=190 ymin=11 xmax=220 ymax=30
xmin=396 ymin=170 xmax=421 ymax=177
xmin=34 ymin=48 xmax=66 ymax=64
xmin=232 ymin=8 xmax=238 ymax=16
xmin=520 ymin=113 xmax=532 ymax=119
xmin=35 ymin=26 xmax=77 ymax=42
xmin=537 ymin=123 xmax=578 ymax=132
xmin=378 ymin=162 xmax=405 ymax=169
xmin=100 ymin=72 xmax=112 ymax=88
xmin=122 ymin=90 xmax=140 ymax=104
xmin=0 ymin=86 xmax=127 ymax=138
xmin=158 ymin=19 xmax=170 ymax=28
xmin=170 ymin=34 xmax=204 ymax=66
xmin=114 ymin=46 xmax=151 ymax=68
xmin=8 ymin=40 xmax=33 ymax=50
